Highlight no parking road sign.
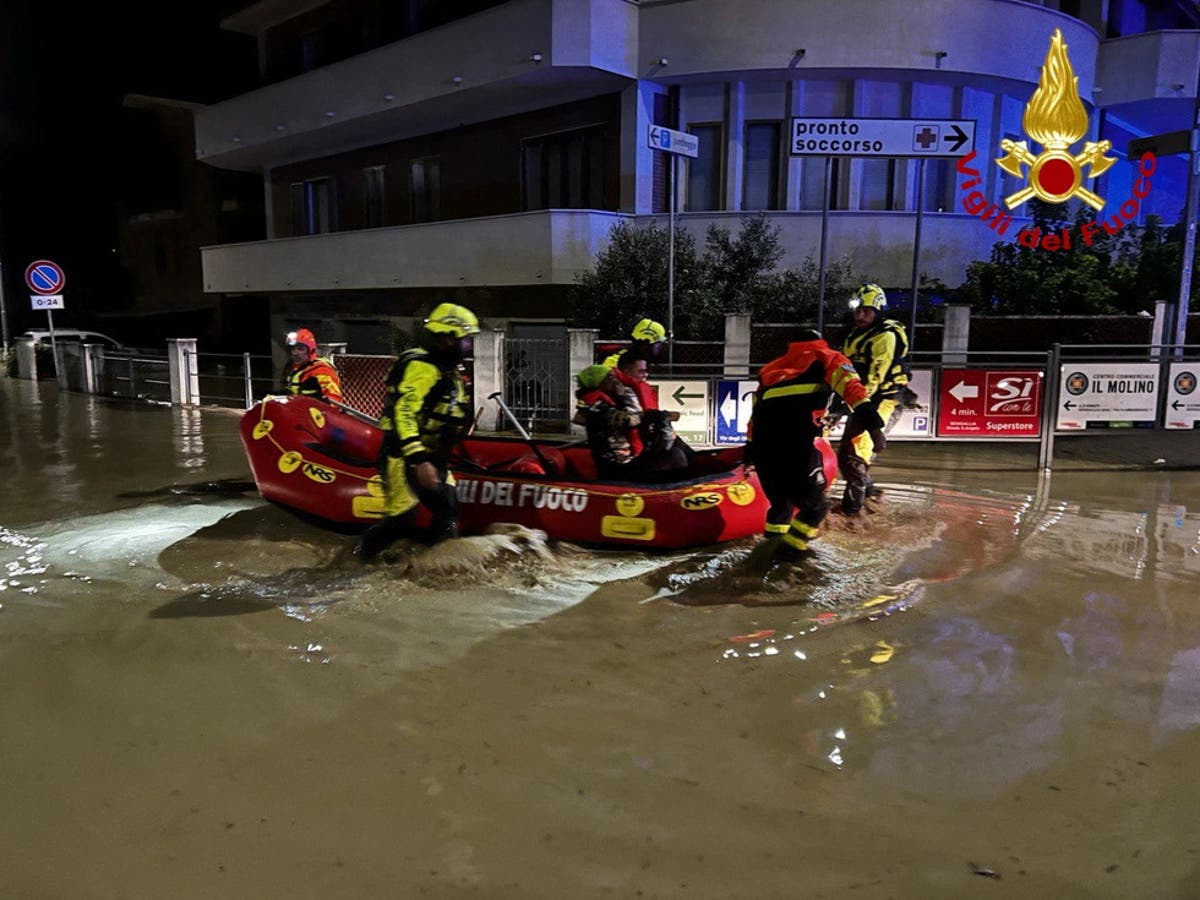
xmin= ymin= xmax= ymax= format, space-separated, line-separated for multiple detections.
xmin=26 ymin=259 xmax=66 ymax=295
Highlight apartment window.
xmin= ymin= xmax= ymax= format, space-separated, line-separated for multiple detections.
xmin=300 ymin=31 xmax=322 ymax=72
xmin=799 ymin=157 xmax=842 ymax=210
xmin=860 ymin=159 xmax=898 ymax=211
xmin=743 ymin=122 xmax=780 ymax=211
xmin=521 ymin=126 xmax=606 ymax=210
xmin=289 ymin=177 xmax=336 ymax=235
xmin=409 ymin=157 xmax=440 ymax=223
xmin=362 ymin=166 xmax=385 ymax=228
xmin=997 ymin=131 xmax=1023 ymax=206
xmin=919 ymin=159 xmax=951 ymax=212
xmin=686 ymin=124 xmax=722 ymax=212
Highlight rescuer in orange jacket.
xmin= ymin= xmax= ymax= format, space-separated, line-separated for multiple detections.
xmin=282 ymin=328 xmax=343 ymax=403
xmin=745 ymin=330 xmax=885 ymax=563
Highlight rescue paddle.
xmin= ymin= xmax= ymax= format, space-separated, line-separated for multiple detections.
xmin=488 ymin=391 xmax=556 ymax=474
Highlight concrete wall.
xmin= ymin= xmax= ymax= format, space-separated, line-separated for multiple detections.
xmin=196 ymin=0 xmax=638 ymax=171
xmin=638 ymin=0 xmax=1097 ymax=87
xmin=201 ymin=209 xmax=627 ymax=292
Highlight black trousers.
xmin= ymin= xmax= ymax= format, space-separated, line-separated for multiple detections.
xmin=755 ymin=443 xmax=830 ymax=538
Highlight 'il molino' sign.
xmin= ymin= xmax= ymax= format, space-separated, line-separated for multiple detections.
xmin=955 ymin=29 xmax=1156 ymax=251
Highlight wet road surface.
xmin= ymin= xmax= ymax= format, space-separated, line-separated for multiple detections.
xmin=2 ymin=378 xmax=1199 ymax=899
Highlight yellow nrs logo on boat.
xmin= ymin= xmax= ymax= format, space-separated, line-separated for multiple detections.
xmin=252 ymin=420 xmax=274 ymax=439
xmin=309 ymin=407 xmax=326 ymax=428
xmin=681 ymin=491 xmax=723 ymax=511
xmin=615 ymin=493 xmax=645 ymax=517
xmin=725 ymin=482 xmax=756 ymax=506
xmin=302 ymin=462 xmax=336 ymax=484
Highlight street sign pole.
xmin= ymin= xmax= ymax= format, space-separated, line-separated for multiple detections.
xmin=668 ymin=153 xmax=676 ymax=371
xmin=25 ymin=259 xmax=67 ymax=372
xmin=46 ymin=308 xmax=58 ymax=372
xmin=646 ymin=125 xmax=698 ymax=371
xmin=1174 ymin=113 xmax=1200 ymax=357
xmin=909 ymin=158 xmax=927 ymax=339
xmin=790 ymin=118 xmax=976 ymax=336
xmin=0 ymin=257 xmax=9 ymax=350
xmin=816 ymin=156 xmax=831 ymax=333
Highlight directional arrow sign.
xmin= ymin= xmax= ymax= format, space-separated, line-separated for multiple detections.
xmin=791 ymin=117 xmax=976 ymax=157
xmin=1063 ymin=400 xmax=1075 ymax=410
xmin=944 ymin=123 xmax=970 ymax=153
xmin=1166 ymin=363 xmax=1200 ymax=429
xmin=657 ymin=379 xmax=710 ymax=444
xmin=948 ymin=381 xmax=980 ymax=402
xmin=719 ymin=389 xmax=737 ymax=427
xmin=647 ymin=125 xmax=699 ymax=158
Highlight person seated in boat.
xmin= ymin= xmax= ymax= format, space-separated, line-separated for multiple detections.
xmin=614 ymin=351 xmax=694 ymax=469
xmin=600 ymin=318 xmax=667 ymax=368
xmin=281 ymin=328 xmax=343 ymax=403
xmin=353 ymin=303 xmax=480 ymax=561
xmin=573 ymin=364 xmax=688 ymax=482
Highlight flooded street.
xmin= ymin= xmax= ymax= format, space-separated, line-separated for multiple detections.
xmin=2 ymin=377 xmax=1200 ymax=899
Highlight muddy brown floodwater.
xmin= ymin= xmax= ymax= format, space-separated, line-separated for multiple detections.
xmin=2 ymin=377 xmax=1199 ymax=899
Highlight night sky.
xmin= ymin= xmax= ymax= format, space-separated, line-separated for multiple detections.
xmin=0 ymin=0 xmax=257 ymax=336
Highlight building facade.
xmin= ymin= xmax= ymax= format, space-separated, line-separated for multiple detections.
xmin=195 ymin=0 xmax=1200 ymax=350
xmin=115 ymin=95 xmax=266 ymax=348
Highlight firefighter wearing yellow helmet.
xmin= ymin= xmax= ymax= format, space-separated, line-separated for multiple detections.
xmin=601 ymin=317 xmax=667 ymax=368
xmin=836 ymin=284 xmax=912 ymax=518
xmin=354 ymin=302 xmax=480 ymax=560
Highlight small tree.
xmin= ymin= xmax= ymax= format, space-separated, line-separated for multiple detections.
xmin=569 ymin=220 xmax=704 ymax=338
xmin=753 ymin=255 xmax=861 ymax=323
xmin=958 ymin=201 xmax=1120 ymax=314
xmin=572 ymin=213 xmax=861 ymax=339
xmin=957 ymin=200 xmax=1199 ymax=315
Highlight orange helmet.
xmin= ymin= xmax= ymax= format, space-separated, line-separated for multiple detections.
xmin=286 ymin=328 xmax=317 ymax=354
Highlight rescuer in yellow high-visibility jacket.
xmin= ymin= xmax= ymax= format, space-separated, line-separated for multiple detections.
xmin=353 ymin=303 xmax=479 ymax=561
xmin=837 ymin=284 xmax=910 ymax=516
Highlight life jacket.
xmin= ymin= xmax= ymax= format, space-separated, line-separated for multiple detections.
xmin=843 ymin=318 xmax=910 ymax=400
xmin=576 ymin=385 xmax=642 ymax=467
xmin=378 ymin=348 xmax=471 ymax=464
xmin=284 ymin=356 xmax=343 ymax=402
xmin=611 ymin=367 xmax=659 ymax=411
xmin=883 ymin=320 xmax=912 ymax=379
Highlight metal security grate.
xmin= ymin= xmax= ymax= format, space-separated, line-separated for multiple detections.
xmin=504 ymin=336 xmax=570 ymax=433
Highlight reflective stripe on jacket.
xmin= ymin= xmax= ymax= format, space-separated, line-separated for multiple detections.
xmin=378 ymin=348 xmax=471 ymax=466
xmin=748 ymin=340 xmax=870 ymax=450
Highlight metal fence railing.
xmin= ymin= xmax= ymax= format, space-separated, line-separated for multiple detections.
xmin=187 ymin=351 xmax=276 ymax=408
xmin=100 ymin=350 xmax=172 ymax=404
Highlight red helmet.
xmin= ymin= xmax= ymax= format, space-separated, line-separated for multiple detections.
xmin=286 ymin=328 xmax=317 ymax=354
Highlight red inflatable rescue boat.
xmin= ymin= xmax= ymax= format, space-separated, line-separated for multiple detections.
xmin=239 ymin=395 xmax=837 ymax=549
